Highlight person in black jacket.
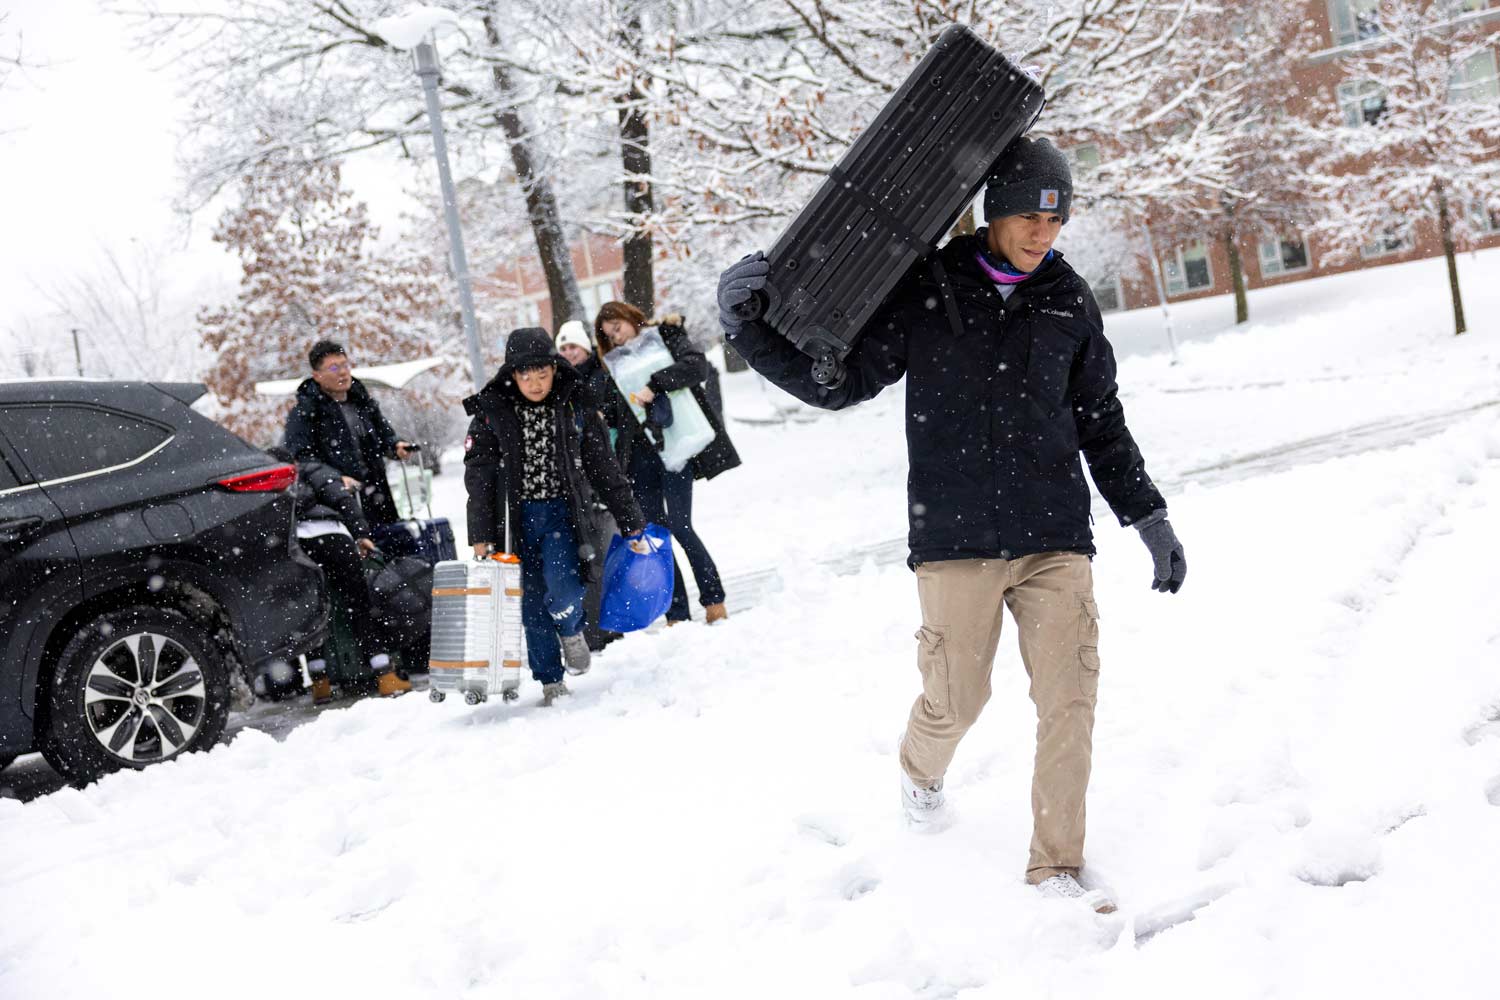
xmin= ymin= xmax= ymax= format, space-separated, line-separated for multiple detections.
xmin=266 ymin=447 xmax=413 ymax=703
xmin=283 ymin=339 xmax=414 ymax=527
xmin=463 ymin=328 xmax=650 ymax=706
xmin=594 ymin=301 xmax=741 ymax=625
xmin=716 ymin=136 xmax=1186 ymax=913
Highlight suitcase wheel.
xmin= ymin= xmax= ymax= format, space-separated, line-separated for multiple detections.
xmin=731 ymin=289 xmax=767 ymax=323
xmin=429 ymin=689 xmax=445 ymax=704
xmin=502 ymin=688 xmax=520 ymax=702
xmin=811 ymin=350 xmax=847 ymax=389
xmin=464 ymin=690 xmax=484 ymax=706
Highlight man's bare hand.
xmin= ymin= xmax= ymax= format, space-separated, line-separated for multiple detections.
xmin=633 ymin=387 xmax=656 ymax=405
xmin=356 ymin=538 xmax=377 ymax=558
xmin=472 ymin=542 xmax=492 ymax=559
xmin=395 ymin=441 xmax=412 ymax=460
xmin=341 ymin=475 xmax=361 ymax=491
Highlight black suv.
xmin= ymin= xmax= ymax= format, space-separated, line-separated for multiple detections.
xmin=0 ymin=380 xmax=327 ymax=782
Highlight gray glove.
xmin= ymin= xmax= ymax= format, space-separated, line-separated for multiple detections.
xmin=717 ymin=251 xmax=770 ymax=335
xmin=1135 ymin=511 xmax=1186 ymax=594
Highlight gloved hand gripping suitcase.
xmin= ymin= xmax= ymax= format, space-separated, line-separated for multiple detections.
xmin=733 ymin=25 xmax=1044 ymax=387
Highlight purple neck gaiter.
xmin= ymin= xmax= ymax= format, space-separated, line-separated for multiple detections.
xmin=975 ymin=247 xmax=1055 ymax=285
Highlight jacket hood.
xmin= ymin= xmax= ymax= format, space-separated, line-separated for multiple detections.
xmin=465 ymin=356 xmax=582 ymax=415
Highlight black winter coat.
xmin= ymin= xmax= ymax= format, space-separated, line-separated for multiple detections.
xmin=728 ymin=232 xmax=1165 ymax=566
xmin=289 ymin=459 xmax=371 ymax=539
xmin=462 ymin=362 xmax=646 ymax=578
xmin=283 ymin=378 xmax=403 ymax=526
xmin=599 ymin=318 xmax=742 ymax=482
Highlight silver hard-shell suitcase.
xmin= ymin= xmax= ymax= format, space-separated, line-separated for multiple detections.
xmin=427 ymin=555 xmax=525 ymax=705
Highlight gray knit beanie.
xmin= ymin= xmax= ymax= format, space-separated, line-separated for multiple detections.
xmin=983 ymin=136 xmax=1072 ymax=224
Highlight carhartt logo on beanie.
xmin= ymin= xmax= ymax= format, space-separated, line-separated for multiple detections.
xmin=983 ymin=136 xmax=1072 ymax=224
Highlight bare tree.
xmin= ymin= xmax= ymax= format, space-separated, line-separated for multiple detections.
xmin=29 ymin=239 xmax=209 ymax=381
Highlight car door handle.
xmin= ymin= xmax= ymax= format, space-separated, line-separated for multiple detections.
xmin=0 ymin=515 xmax=44 ymax=543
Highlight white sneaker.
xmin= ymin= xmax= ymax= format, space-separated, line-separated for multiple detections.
xmin=899 ymin=766 xmax=949 ymax=829
xmin=1035 ymin=873 xmax=1117 ymax=914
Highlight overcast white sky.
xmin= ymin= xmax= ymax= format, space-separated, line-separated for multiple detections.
xmin=0 ymin=0 xmax=423 ymax=377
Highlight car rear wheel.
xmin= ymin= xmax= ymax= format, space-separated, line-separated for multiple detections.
xmin=43 ymin=607 xmax=230 ymax=783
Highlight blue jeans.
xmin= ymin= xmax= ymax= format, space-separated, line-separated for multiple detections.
xmin=628 ymin=447 xmax=725 ymax=621
xmin=519 ymin=499 xmax=586 ymax=684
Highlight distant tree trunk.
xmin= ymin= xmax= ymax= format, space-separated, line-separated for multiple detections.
xmin=1436 ymin=180 xmax=1467 ymax=336
xmin=483 ymin=13 xmax=585 ymax=329
xmin=617 ymin=8 xmax=656 ymax=317
xmin=1222 ymin=199 xmax=1249 ymax=325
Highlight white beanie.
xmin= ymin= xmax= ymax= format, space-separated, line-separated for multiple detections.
xmin=555 ymin=320 xmax=593 ymax=354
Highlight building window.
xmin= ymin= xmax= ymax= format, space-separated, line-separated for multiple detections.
xmin=1328 ymin=0 xmax=1382 ymax=46
xmin=1090 ymin=275 xmax=1124 ymax=312
xmin=1361 ymin=225 xmax=1412 ymax=259
xmin=1258 ymin=235 xmax=1311 ymax=277
xmin=578 ymin=280 xmax=618 ymax=321
xmin=1163 ymin=243 xmax=1213 ymax=296
xmin=1469 ymin=201 xmax=1500 ymax=234
xmin=1449 ymin=50 xmax=1500 ymax=104
xmin=1337 ymin=80 xmax=1388 ymax=126
xmin=1070 ymin=144 xmax=1101 ymax=173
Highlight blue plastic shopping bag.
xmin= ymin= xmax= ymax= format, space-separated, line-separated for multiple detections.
xmin=599 ymin=523 xmax=675 ymax=632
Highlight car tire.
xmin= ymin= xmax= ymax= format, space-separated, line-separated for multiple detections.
xmin=42 ymin=606 xmax=230 ymax=783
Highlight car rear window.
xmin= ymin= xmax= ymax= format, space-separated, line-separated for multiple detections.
xmin=0 ymin=404 xmax=171 ymax=483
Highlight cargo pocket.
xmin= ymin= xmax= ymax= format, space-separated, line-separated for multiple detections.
xmin=914 ymin=625 xmax=951 ymax=718
xmin=1077 ymin=596 xmax=1100 ymax=698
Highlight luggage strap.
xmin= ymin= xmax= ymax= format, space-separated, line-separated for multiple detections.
xmin=827 ymin=166 xmax=937 ymax=258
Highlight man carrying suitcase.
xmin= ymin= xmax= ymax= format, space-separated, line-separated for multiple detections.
xmin=716 ymin=136 xmax=1186 ymax=913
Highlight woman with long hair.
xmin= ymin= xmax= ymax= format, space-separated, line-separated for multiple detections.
xmin=593 ymin=301 xmax=740 ymax=624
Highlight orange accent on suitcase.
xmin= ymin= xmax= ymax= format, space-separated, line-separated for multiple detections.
xmin=432 ymin=587 xmax=493 ymax=597
xmin=429 ymin=660 xmax=490 ymax=669
xmin=504 ymin=588 xmax=522 ymax=597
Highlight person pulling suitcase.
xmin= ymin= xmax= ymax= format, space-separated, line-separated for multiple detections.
xmin=463 ymin=328 xmax=651 ymax=706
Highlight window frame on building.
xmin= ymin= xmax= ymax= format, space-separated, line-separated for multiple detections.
xmin=1360 ymin=223 xmax=1413 ymax=260
xmin=1327 ymin=0 xmax=1382 ymax=47
xmin=1468 ymin=200 xmax=1500 ymax=235
xmin=1163 ymin=242 xmax=1214 ymax=297
xmin=1258 ymin=233 xmax=1313 ymax=278
xmin=1069 ymin=143 xmax=1102 ymax=174
xmin=1449 ymin=49 xmax=1500 ymax=105
xmin=1336 ymin=79 xmax=1388 ymax=127
xmin=1089 ymin=274 xmax=1125 ymax=313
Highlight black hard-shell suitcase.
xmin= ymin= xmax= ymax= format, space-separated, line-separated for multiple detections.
xmin=737 ymin=25 xmax=1044 ymax=386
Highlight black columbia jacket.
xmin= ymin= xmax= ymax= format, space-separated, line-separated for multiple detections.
xmin=727 ymin=232 xmax=1165 ymax=566
xmin=462 ymin=362 xmax=646 ymax=577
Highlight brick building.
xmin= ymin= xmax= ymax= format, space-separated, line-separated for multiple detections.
xmin=475 ymin=231 xmax=625 ymax=332
xmin=1069 ymin=0 xmax=1500 ymax=312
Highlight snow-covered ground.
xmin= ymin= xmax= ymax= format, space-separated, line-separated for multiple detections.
xmin=3 ymin=250 xmax=1500 ymax=998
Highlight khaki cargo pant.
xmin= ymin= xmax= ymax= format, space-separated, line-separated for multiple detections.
xmin=898 ymin=553 xmax=1101 ymax=884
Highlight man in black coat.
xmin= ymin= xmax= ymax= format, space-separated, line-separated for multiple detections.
xmin=717 ymin=136 xmax=1186 ymax=913
xmin=283 ymin=339 xmax=414 ymax=527
xmin=463 ymin=328 xmax=649 ymax=702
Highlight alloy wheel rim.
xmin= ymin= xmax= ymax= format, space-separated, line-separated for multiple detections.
xmin=83 ymin=632 xmax=206 ymax=764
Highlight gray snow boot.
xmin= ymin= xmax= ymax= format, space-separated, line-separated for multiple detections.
xmin=560 ymin=633 xmax=591 ymax=676
xmin=541 ymin=681 xmax=572 ymax=707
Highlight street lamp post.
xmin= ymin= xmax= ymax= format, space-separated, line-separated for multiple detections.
xmin=414 ymin=38 xmax=486 ymax=390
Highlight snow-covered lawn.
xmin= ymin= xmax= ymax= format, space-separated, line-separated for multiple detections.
xmin=3 ymin=250 xmax=1500 ymax=998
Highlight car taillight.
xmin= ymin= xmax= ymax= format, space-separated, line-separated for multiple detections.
xmin=218 ymin=464 xmax=297 ymax=492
